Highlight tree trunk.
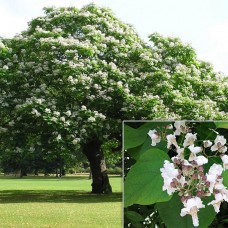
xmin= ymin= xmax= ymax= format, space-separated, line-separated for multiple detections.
xmin=84 ymin=140 xmax=112 ymax=194
xmin=88 ymin=170 xmax=92 ymax=180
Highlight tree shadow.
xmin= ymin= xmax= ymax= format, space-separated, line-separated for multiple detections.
xmin=0 ymin=190 xmax=122 ymax=204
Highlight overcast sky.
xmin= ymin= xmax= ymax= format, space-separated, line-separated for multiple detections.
xmin=0 ymin=0 xmax=228 ymax=74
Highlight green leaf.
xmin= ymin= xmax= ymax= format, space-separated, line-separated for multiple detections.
xmin=125 ymin=211 xmax=144 ymax=222
xmin=215 ymin=121 xmax=228 ymax=129
xmin=157 ymin=193 xmax=216 ymax=228
xmin=194 ymin=122 xmax=217 ymax=141
xmin=222 ymin=170 xmax=228 ymax=187
xmin=124 ymin=148 xmax=172 ymax=207
xmin=127 ymin=137 xmax=167 ymax=161
xmin=124 ymin=124 xmax=147 ymax=150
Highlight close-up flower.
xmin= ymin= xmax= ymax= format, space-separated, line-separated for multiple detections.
xmin=221 ymin=155 xmax=228 ymax=170
xmin=211 ymin=135 xmax=227 ymax=153
xmin=203 ymin=140 xmax=212 ymax=148
xmin=174 ymin=121 xmax=187 ymax=135
xmin=208 ymin=192 xmax=228 ymax=213
xmin=180 ymin=197 xmax=205 ymax=227
xmin=148 ymin=129 xmax=161 ymax=146
xmin=193 ymin=155 xmax=208 ymax=166
xmin=188 ymin=144 xmax=202 ymax=161
xmin=176 ymin=147 xmax=185 ymax=160
xmin=166 ymin=134 xmax=178 ymax=149
xmin=183 ymin=133 xmax=197 ymax=148
xmin=160 ymin=160 xmax=179 ymax=195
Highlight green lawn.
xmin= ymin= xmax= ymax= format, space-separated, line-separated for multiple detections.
xmin=0 ymin=175 xmax=122 ymax=228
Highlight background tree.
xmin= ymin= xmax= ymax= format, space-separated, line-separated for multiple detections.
xmin=0 ymin=4 xmax=227 ymax=193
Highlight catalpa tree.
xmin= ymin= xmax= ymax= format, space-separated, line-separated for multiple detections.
xmin=0 ymin=4 xmax=227 ymax=193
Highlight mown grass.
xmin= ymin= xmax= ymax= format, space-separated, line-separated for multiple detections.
xmin=0 ymin=175 xmax=122 ymax=228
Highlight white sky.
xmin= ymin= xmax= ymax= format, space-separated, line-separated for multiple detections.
xmin=0 ymin=0 xmax=228 ymax=74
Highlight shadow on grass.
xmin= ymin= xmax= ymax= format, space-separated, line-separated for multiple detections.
xmin=0 ymin=190 xmax=122 ymax=204
xmin=0 ymin=175 xmax=121 ymax=180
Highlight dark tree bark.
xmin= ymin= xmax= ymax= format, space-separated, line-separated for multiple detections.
xmin=84 ymin=140 xmax=112 ymax=194
xmin=20 ymin=167 xmax=27 ymax=178
xmin=88 ymin=171 xmax=92 ymax=180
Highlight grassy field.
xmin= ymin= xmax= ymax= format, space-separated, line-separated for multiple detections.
xmin=0 ymin=175 xmax=122 ymax=228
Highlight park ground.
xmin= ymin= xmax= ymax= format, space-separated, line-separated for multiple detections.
xmin=0 ymin=175 xmax=122 ymax=228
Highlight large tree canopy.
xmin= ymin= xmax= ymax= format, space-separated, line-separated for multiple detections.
xmin=0 ymin=4 xmax=227 ymax=193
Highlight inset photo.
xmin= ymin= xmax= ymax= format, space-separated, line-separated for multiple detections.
xmin=124 ymin=121 xmax=228 ymax=228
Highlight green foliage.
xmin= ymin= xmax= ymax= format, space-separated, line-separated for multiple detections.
xmin=125 ymin=211 xmax=144 ymax=222
xmin=215 ymin=122 xmax=228 ymax=129
xmin=222 ymin=170 xmax=228 ymax=187
xmin=124 ymin=148 xmax=171 ymax=207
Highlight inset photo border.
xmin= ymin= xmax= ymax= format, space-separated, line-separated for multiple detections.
xmin=123 ymin=121 xmax=228 ymax=228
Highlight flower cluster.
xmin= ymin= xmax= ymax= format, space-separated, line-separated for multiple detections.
xmin=148 ymin=121 xmax=228 ymax=227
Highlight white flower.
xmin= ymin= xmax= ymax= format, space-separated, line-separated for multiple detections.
xmin=160 ymin=160 xmax=179 ymax=195
xmin=211 ymin=135 xmax=227 ymax=153
xmin=203 ymin=140 xmax=212 ymax=148
xmin=31 ymin=108 xmax=41 ymax=117
xmin=36 ymin=98 xmax=43 ymax=104
xmin=169 ymin=42 xmax=175 ymax=47
xmin=188 ymin=145 xmax=202 ymax=161
xmin=54 ymin=111 xmax=60 ymax=116
xmin=206 ymin=164 xmax=223 ymax=193
xmin=180 ymin=197 xmax=205 ymax=227
xmin=148 ymin=129 xmax=161 ymax=146
xmin=221 ymin=155 xmax=228 ymax=170
xmin=193 ymin=156 xmax=208 ymax=166
xmin=65 ymin=110 xmax=71 ymax=116
xmin=183 ymin=133 xmax=197 ymax=148
xmin=51 ymin=117 xmax=57 ymax=122
xmin=81 ymin=105 xmax=87 ymax=111
xmin=0 ymin=41 xmax=5 ymax=49
xmin=208 ymin=193 xmax=227 ymax=213
xmin=206 ymin=174 xmax=217 ymax=193
xmin=8 ymin=120 xmax=15 ymax=126
xmin=166 ymin=134 xmax=178 ymax=149
xmin=176 ymin=147 xmax=184 ymax=160
xmin=88 ymin=116 xmax=96 ymax=122
xmin=174 ymin=121 xmax=187 ymax=135
xmin=117 ymin=81 xmax=123 ymax=87
xmin=56 ymin=134 xmax=61 ymax=142
xmin=166 ymin=124 xmax=173 ymax=129
xmin=60 ymin=117 xmax=65 ymax=122
xmin=72 ymin=138 xmax=80 ymax=145
xmin=45 ymin=108 xmax=51 ymax=113
xmin=208 ymin=164 xmax=223 ymax=176
xmin=183 ymin=159 xmax=193 ymax=166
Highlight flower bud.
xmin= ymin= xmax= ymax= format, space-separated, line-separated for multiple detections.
xmin=196 ymin=191 xmax=202 ymax=197
xmin=181 ymin=196 xmax=186 ymax=202
xmin=198 ymin=166 xmax=204 ymax=172
xmin=192 ymin=174 xmax=198 ymax=179
xmin=177 ymin=175 xmax=182 ymax=179
xmin=202 ymin=176 xmax=207 ymax=181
